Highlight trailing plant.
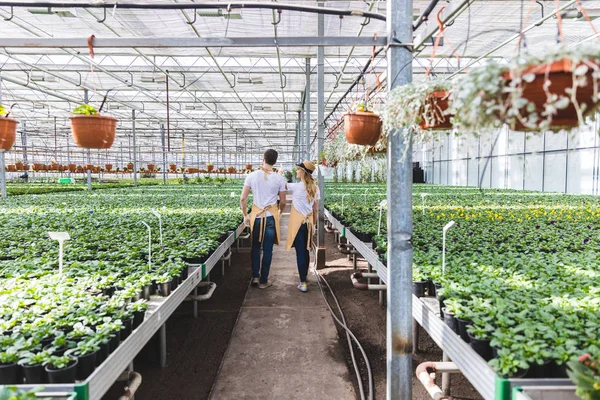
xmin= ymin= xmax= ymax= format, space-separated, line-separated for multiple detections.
xmin=72 ymin=104 xmax=98 ymax=116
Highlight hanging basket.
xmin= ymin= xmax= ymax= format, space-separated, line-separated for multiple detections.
xmin=344 ymin=112 xmax=382 ymax=146
xmin=419 ymin=91 xmax=453 ymax=130
xmin=7 ymin=165 xmax=16 ymax=172
xmin=15 ymin=162 xmax=23 ymax=171
xmin=126 ymin=163 xmax=134 ymax=171
xmin=207 ymin=165 xmax=214 ymax=172
xmin=147 ymin=164 xmax=155 ymax=172
xmin=169 ymin=164 xmax=177 ymax=172
xmin=68 ymin=164 xmax=76 ymax=172
xmin=0 ymin=118 xmax=19 ymax=151
xmin=504 ymin=58 xmax=600 ymax=131
xmin=245 ymin=164 xmax=252 ymax=170
xmin=105 ymin=164 xmax=113 ymax=172
xmin=69 ymin=114 xmax=118 ymax=149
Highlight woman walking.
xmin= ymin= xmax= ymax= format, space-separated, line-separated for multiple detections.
xmin=286 ymin=160 xmax=320 ymax=292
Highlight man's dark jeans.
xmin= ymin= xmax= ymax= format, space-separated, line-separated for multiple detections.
xmin=251 ymin=216 xmax=275 ymax=284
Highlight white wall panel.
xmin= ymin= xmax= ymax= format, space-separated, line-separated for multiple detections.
xmin=567 ymin=149 xmax=595 ymax=194
xmin=544 ymin=152 xmax=566 ymax=193
xmin=524 ymin=153 xmax=543 ymax=191
xmin=508 ymin=155 xmax=524 ymax=190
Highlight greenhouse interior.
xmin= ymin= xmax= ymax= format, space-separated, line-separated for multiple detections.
xmin=1 ymin=0 xmax=600 ymax=399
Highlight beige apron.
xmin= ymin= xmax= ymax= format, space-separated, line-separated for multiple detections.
xmin=286 ymin=205 xmax=314 ymax=252
xmin=250 ymin=203 xmax=282 ymax=246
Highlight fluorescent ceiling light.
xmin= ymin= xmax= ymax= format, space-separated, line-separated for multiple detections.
xmin=27 ymin=7 xmax=76 ymax=17
xmin=33 ymin=103 xmax=46 ymax=109
xmin=253 ymin=105 xmax=271 ymax=111
xmin=238 ymin=75 xmax=263 ymax=84
xmin=31 ymin=71 xmax=57 ymax=82
xmin=140 ymin=74 xmax=166 ymax=84
xmin=196 ymin=9 xmax=242 ymax=19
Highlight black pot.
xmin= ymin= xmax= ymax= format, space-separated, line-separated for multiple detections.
xmin=427 ymin=280 xmax=436 ymax=297
xmin=130 ymin=292 xmax=142 ymax=302
xmin=171 ymin=276 xmax=179 ymax=291
xmin=468 ymin=332 xmax=493 ymax=361
xmin=132 ymin=311 xmax=145 ymax=330
xmin=120 ymin=317 xmax=134 ymax=341
xmin=437 ymin=296 xmax=446 ymax=320
xmin=180 ymin=268 xmax=189 ymax=281
xmin=0 ymin=363 xmax=21 ymax=384
xmin=159 ymin=281 xmax=172 ymax=296
xmin=412 ymin=281 xmax=427 ymax=298
xmin=546 ymin=360 xmax=568 ymax=378
xmin=41 ymin=335 xmax=54 ymax=348
xmin=504 ymin=367 xmax=529 ymax=379
xmin=525 ymin=359 xmax=552 ymax=378
xmin=108 ymin=333 xmax=120 ymax=353
xmin=21 ymin=363 xmax=46 ymax=384
xmin=76 ymin=351 xmax=97 ymax=380
xmin=96 ymin=341 xmax=110 ymax=367
xmin=443 ymin=309 xmax=459 ymax=333
xmin=43 ymin=343 xmax=68 ymax=356
xmin=46 ymin=359 xmax=78 ymax=384
xmin=102 ymin=287 xmax=115 ymax=297
xmin=218 ymin=232 xmax=229 ymax=243
xmin=151 ymin=281 xmax=158 ymax=295
xmin=456 ymin=318 xmax=472 ymax=343
xmin=141 ymin=285 xmax=152 ymax=300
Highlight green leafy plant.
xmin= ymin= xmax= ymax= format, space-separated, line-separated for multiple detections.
xmin=72 ymin=104 xmax=98 ymax=116
xmin=46 ymin=355 xmax=75 ymax=370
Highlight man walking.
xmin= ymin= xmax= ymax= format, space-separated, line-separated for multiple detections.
xmin=240 ymin=149 xmax=287 ymax=289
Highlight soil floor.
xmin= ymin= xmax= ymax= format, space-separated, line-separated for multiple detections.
xmin=104 ymin=231 xmax=483 ymax=400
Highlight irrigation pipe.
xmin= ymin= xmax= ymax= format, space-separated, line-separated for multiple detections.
xmin=311 ymin=258 xmax=374 ymax=400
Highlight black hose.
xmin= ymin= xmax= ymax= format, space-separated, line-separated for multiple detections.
xmin=0 ymin=2 xmax=386 ymax=21
xmin=312 ymin=258 xmax=374 ymax=400
xmin=413 ymin=0 xmax=441 ymax=31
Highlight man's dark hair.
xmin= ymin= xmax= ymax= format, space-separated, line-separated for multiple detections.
xmin=264 ymin=149 xmax=278 ymax=166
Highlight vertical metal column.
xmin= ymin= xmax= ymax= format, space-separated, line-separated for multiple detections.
xmin=305 ymin=58 xmax=311 ymax=159
xmin=196 ymin=133 xmax=200 ymax=177
xmin=0 ymin=151 xmax=6 ymax=198
xmin=299 ymin=109 xmax=304 ymax=159
xmin=386 ymin=0 xmax=413 ymax=398
xmin=161 ymin=124 xmax=167 ymax=185
xmin=132 ymin=110 xmax=138 ymax=186
xmin=159 ymin=324 xmax=167 ymax=368
xmin=84 ymin=90 xmax=92 ymax=190
xmin=316 ymin=4 xmax=326 ymax=267
xmin=21 ymin=122 xmax=28 ymax=167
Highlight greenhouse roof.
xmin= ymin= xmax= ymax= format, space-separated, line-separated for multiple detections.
xmin=0 ymin=0 xmax=598 ymax=167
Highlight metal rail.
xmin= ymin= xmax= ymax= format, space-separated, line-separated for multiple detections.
xmin=10 ymin=224 xmax=244 ymax=400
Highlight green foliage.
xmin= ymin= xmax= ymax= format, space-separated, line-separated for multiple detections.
xmin=72 ymin=104 xmax=98 ymax=115
xmin=568 ymin=354 xmax=600 ymax=400
xmin=46 ymin=355 xmax=75 ymax=370
xmin=0 ymin=387 xmax=47 ymax=400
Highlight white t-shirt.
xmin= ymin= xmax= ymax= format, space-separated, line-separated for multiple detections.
xmin=287 ymin=182 xmax=320 ymax=217
xmin=244 ymin=170 xmax=287 ymax=217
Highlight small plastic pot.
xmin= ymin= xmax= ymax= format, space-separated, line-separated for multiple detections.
xmin=43 ymin=343 xmax=68 ymax=356
xmin=427 ymin=280 xmax=436 ymax=297
xmin=456 ymin=318 xmax=472 ymax=343
xmin=142 ymin=285 xmax=152 ymax=300
xmin=0 ymin=363 xmax=22 ymax=384
xmin=21 ymin=363 xmax=47 ymax=384
xmin=412 ymin=281 xmax=427 ymax=298
xmin=546 ymin=360 xmax=568 ymax=378
xmin=525 ymin=359 xmax=552 ymax=378
xmin=180 ymin=267 xmax=189 ymax=281
xmin=442 ymin=309 xmax=459 ymax=333
xmin=437 ymin=296 xmax=446 ymax=320
xmin=132 ymin=311 xmax=145 ymax=330
xmin=159 ymin=281 xmax=172 ymax=296
xmin=46 ymin=359 xmax=78 ymax=384
xmin=120 ymin=317 xmax=134 ymax=341
xmin=468 ymin=332 xmax=493 ymax=361
xmin=108 ymin=332 xmax=120 ymax=353
xmin=171 ymin=277 xmax=179 ymax=291
xmin=96 ymin=341 xmax=110 ymax=367
xmin=76 ymin=351 xmax=97 ymax=380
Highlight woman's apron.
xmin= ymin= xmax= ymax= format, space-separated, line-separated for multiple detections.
xmin=286 ymin=205 xmax=314 ymax=252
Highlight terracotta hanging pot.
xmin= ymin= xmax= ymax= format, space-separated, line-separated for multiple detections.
xmin=147 ymin=164 xmax=155 ymax=172
xmin=126 ymin=163 xmax=133 ymax=171
xmin=68 ymin=164 xmax=76 ymax=172
xmin=15 ymin=162 xmax=23 ymax=171
xmin=33 ymin=163 xmax=43 ymax=172
xmin=504 ymin=58 xmax=600 ymax=131
xmin=7 ymin=165 xmax=16 ymax=172
xmin=344 ymin=112 xmax=382 ymax=146
xmin=169 ymin=164 xmax=176 ymax=171
xmin=207 ymin=165 xmax=214 ymax=172
xmin=105 ymin=164 xmax=113 ymax=172
xmin=245 ymin=164 xmax=252 ymax=170
xmin=69 ymin=114 xmax=118 ymax=149
xmin=419 ymin=91 xmax=454 ymax=130
xmin=0 ymin=118 xmax=18 ymax=151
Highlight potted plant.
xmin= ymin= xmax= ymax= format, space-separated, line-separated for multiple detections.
xmin=15 ymin=160 xmax=24 ymax=171
xmin=6 ymin=164 xmax=16 ymax=172
xmin=19 ymin=350 xmax=52 ymax=384
xmin=169 ymin=164 xmax=177 ymax=171
xmin=126 ymin=162 xmax=134 ymax=171
xmin=568 ymin=353 xmax=600 ymax=400
xmin=228 ymin=166 xmax=236 ymax=174
xmin=245 ymin=163 xmax=252 ymax=170
xmin=0 ymin=346 xmax=21 ymax=384
xmin=45 ymin=355 xmax=77 ymax=383
xmin=65 ymin=337 xmax=100 ymax=380
xmin=0 ymin=104 xmax=18 ymax=151
xmin=207 ymin=162 xmax=214 ymax=172
xmin=344 ymin=100 xmax=382 ymax=146
xmin=105 ymin=164 xmax=113 ymax=172
xmin=70 ymin=104 xmax=117 ymax=149
xmin=384 ymin=80 xmax=453 ymax=136
xmin=147 ymin=164 xmax=155 ymax=172
xmin=129 ymin=300 xmax=148 ymax=329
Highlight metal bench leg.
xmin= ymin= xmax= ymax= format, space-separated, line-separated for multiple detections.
xmin=159 ymin=324 xmax=167 ymax=368
xmin=442 ymin=352 xmax=450 ymax=395
xmin=193 ymin=287 xmax=198 ymax=318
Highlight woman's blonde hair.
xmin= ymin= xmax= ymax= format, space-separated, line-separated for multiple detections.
xmin=300 ymin=168 xmax=318 ymax=203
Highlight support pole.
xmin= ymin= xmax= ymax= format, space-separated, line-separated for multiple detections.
xmin=159 ymin=324 xmax=167 ymax=368
xmin=316 ymin=4 xmax=326 ymax=268
xmin=132 ymin=110 xmax=138 ymax=186
xmin=387 ymin=0 xmax=413 ymax=398
xmin=0 ymin=151 xmax=6 ymax=198
xmin=84 ymin=89 xmax=92 ymax=190
xmin=161 ymin=124 xmax=166 ymax=184
xmin=305 ymin=57 xmax=311 ymax=159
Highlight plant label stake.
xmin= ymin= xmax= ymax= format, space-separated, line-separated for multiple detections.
xmin=140 ymin=221 xmax=152 ymax=270
xmin=363 ymin=189 xmax=369 ymax=202
xmin=421 ymin=193 xmax=428 ymax=215
xmin=151 ymin=209 xmax=163 ymax=246
xmin=341 ymin=194 xmax=348 ymax=216
xmin=442 ymin=220 xmax=455 ymax=275
xmin=378 ymin=200 xmax=387 ymax=236
xmin=48 ymin=232 xmax=70 ymax=276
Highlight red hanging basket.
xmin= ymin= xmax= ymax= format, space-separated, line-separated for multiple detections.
xmin=0 ymin=118 xmax=19 ymax=151
xmin=419 ymin=91 xmax=454 ymax=130
xmin=69 ymin=114 xmax=118 ymax=149
xmin=344 ymin=112 xmax=382 ymax=146
xmin=105 ymin=164 xmax=113 ymax=172
xmin=504 ymin=58 xmax=600 ymax=131
xmin=207 ymin=165 xmax=214 ymax=172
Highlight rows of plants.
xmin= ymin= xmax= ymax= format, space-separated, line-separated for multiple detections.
xmin=325 ymin=183 xmax=600 ymax=383
xmin=0 ymin=184 xmax=243 ymax=385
